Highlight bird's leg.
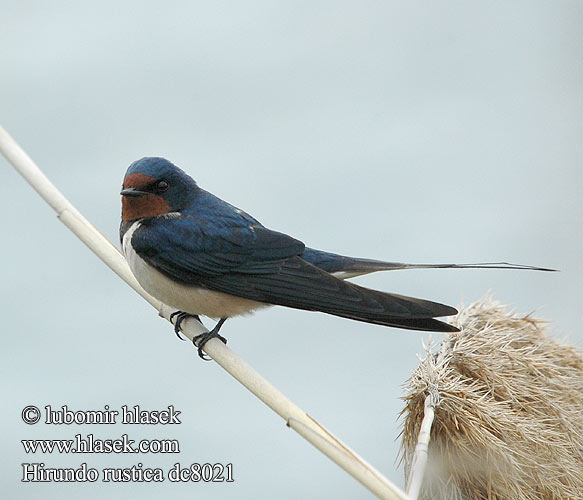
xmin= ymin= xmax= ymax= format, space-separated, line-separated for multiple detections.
xmin=192 ymin=317 xmax=228 ymax=360
xmin=169 ymin=311 xmax=203 ymax=341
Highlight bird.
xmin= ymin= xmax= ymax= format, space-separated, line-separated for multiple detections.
xmin=120 ymin=157 xmax=554 ymax=359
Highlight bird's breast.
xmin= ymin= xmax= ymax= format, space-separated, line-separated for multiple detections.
xmin=122 ymin=221 xmax=269 ymax=318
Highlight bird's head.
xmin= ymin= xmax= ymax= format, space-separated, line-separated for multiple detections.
xmin=121 ymin=157 xmax=198 ymax=221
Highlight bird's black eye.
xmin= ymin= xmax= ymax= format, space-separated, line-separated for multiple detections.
xmin=155 ymin=179 xmax=169 ymax=193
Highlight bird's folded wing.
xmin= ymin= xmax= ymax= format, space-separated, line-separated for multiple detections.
xmin=132 ymin=215 xmax=305 ymax=278
xmin=132 ymin=216 xmax=458 ymax=330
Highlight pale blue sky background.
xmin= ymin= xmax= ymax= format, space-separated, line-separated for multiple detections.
xmin=2 ymin=2 xmax=582 ymax=499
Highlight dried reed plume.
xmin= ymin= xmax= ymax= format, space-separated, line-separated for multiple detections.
xmin=400 ymin=297 xmax=583 ymax=500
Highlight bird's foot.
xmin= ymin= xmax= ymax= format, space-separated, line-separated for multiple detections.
xmin=169 ymin=311 xmax=202 ymax=341
xmin=192 ymin=318 xmax=228 ymax=361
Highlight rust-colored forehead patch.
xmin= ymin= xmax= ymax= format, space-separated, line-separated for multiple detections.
xmin=123 ymin=172 xmax=156 ymax=190
xmin=122 ymin=172 xmax=170 ymax=221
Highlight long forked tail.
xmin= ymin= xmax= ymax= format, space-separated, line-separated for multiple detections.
xmin=331 ymin=259 xmax=557 ymax=279
xmin=301 ymin=248 xmax=557 ymax=279
xmin=369 ymin=261 xmax=558 ymax=271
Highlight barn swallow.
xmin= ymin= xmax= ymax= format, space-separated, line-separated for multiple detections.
xmin=120 ymin=157 xmax=554 ymax=358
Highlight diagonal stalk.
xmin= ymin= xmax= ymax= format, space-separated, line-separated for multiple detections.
xmin=1 ymin=124 xmax=413 ymax=500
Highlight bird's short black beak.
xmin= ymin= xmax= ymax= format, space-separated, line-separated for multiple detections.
xmin=120 ymin=188 xmax=149 ymax=197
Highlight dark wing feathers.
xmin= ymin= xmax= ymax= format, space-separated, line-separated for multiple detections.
xmin=205 ymin=256 xmax=458 ymax=331
xmin=132 ymin=216 xmax=458 ymax=332
xmin=135 ymin=217 xmax=305 ymax=279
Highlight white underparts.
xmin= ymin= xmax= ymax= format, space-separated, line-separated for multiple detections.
xmin=122 ymin=221 xmax=269 ymax=318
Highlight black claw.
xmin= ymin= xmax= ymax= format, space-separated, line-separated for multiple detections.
xmin=192 ymin=318 xmax=228 ymax=360
xmin=169 ymin=311 xmax=202 ymax=341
